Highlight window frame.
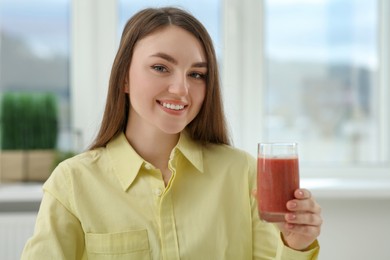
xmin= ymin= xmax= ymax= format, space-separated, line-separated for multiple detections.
xmin=71 ymin=0 xmax=118 ymax=150
xmin=221 ymin=0 xmax=390 ymax=180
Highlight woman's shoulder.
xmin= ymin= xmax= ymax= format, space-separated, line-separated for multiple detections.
xmin=60 ymin=147 xmax=107 ymax=168
xmin=47 ymin=147 xmax=108 ymax=182
xmin=204 ymin=142 xmax=253 ymax=156
xmin=203 ymin=143 xmax=256 ymax=165
xmin=43 ymin=148 xmax=109 ymax=196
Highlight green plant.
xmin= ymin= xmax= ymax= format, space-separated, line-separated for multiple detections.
xmin=0 ymin=92 xmax=59 ymax=150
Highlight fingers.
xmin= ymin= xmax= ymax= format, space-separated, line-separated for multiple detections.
xmin=282 ymin=188 xmax=323 ymax=236
xmin=284 ymin=222 xmax=322 ymax=238
xmin=285 ymin=212 xmax=323 ymax=227
xmin=276 ymin=189 xmax=323 ymax=250
xmin=294 ymin=188 xmax=311 ymax=199
xmin=283 ymin=208 xmax=323 ymax=239
xmin=287 ymin=189 xmax=322 ymax=214
xmin=287 ymin=198 xmax=322 ymax=214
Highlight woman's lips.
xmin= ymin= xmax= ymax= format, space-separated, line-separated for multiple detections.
xmin=157 ymin=100 xmax=187 ymax=111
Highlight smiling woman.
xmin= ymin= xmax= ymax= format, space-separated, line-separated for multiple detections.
xmin=21 ymin=6 xmax=321 ymax=260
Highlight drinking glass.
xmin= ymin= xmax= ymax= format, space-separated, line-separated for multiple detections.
xmin=257 ymin=143 xmax=300 ymax=222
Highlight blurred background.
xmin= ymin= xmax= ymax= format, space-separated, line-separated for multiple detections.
xmin=0 ymin=0 xmax=389 ymax=259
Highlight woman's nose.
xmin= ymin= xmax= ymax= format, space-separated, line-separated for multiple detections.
xmin=168 ymin=74 xmax=189 ymax=96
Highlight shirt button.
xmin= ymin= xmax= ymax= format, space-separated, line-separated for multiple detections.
xmin=145 ymin=163 xmax=153 ymax=170
xmin=154 ymin=188 xmax=163 ymax=197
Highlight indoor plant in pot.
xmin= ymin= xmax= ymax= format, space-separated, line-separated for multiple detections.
xmin=0 ymin=92 xmax=58 ymax=182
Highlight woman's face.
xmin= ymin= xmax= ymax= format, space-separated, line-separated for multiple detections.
xmin=125 ymin=25 xmax=207 ymax=136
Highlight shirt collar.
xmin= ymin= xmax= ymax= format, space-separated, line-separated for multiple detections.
xmin=106 ymin=131 xmax=204 ymax=191
xmin=106 ymin=133 xmax=144 ymax=191
xmin=175 ymin=131 xmax=204 ymax=174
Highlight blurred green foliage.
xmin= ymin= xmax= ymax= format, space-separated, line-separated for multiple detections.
xmin=0 ymin=92 xmax=58 ymax=150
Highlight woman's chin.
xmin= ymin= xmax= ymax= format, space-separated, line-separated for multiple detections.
xmin=158 ymin=124 xmax=187 ymax=135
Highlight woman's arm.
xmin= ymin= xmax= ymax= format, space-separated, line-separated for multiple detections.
xmin=21 ymin=190 xmax=85 ymax=259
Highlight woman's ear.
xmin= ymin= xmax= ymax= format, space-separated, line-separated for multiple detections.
xmin=124 ymin=81 xmax=130 ymax=93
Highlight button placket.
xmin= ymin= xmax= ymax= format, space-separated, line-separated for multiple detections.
xmin=158 ymin=191 xmax=180 ymax=259
xmin=144 ymin=162 xmax=165 ymax=199
xmin=154 ymin=187 xmax=163 ymax=197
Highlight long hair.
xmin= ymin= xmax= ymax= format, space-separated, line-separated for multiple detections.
xmin=89 ymin=7 xmax=230 ymax=150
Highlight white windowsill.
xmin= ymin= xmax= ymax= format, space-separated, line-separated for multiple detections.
xmin=0 ymin=183 xmax=43 ymax=203
xmin=1 ymin=178 xmax=390 ymax=208
xmin=301 ymin=178 xmax=390 ymax=199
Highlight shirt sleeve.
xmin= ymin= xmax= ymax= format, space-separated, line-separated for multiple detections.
xmin=246 ymin=152 xmax=320 ymax=259
xmin=21 ymin=164 xmax=85 ymax=260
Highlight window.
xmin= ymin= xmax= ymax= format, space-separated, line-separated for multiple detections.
xmin=0 ymin=0 xmax=71 ymax=151
xmin=264 ymin=0 xmax=380 ymax=165
xmin=223 ymin=0 xmax=390 ymax=177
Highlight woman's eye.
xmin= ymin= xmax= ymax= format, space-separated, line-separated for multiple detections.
xmin=152 ymin=65 xmax=168 ymax=73
xmin=189 ymin=72 xmax=206 ymax=80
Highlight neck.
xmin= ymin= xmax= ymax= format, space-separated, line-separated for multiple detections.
xmin=125 ymin=122 xmax=180 ymax=170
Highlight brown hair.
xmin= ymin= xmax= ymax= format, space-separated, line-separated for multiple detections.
xmin=89 ymin=7 xmax=230 ymax=150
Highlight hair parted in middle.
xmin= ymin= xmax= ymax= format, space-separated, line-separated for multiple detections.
xmin=89 ymin=7 xmax=230 ymax=150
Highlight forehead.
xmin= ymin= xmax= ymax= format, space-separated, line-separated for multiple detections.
xmin=133 ymin=25 xmax=207 ymax=62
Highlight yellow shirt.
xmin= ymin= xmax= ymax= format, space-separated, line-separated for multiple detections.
xmin=22 ymin=132 xmax=319 ymax=259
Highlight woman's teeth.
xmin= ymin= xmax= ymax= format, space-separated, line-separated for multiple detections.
xmin=162 ymin=102 xmax=185 ymax=111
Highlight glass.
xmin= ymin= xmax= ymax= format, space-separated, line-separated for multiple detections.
xmin=264 ymin=0 xmax=380 ymax=165
xmin=257 ymin=143 xmax=300 ymax=222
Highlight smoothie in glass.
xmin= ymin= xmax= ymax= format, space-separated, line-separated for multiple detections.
xmin=257 ymin=143 xmax=300 ymax=222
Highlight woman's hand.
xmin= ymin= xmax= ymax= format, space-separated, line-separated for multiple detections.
xmin=276 ymin=189 xmax=322 ymax=251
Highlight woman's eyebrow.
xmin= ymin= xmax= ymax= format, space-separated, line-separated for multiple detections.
xmin=150 ymin=52 xmax=178 ymax=64
xmin=192 ymin=62 xmax=207 ymax=68
xmin=150 ymin=52 xmax=207 ymax=68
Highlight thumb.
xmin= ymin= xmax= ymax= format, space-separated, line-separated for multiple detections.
xmin=251 ymin=189 xmax=257 ymax=197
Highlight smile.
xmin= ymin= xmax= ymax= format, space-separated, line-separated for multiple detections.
xmin=161 ymin=102 xmax=185 ymax=111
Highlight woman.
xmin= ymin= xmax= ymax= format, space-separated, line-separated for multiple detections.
xmin=22 ymin=7 xmax=321 ymax=259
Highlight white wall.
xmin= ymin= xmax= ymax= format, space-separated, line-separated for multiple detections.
xmin=0 ymin=213 xmax=36 ymax=260
xmin=317 ymin=198 xmax=390 ymax=260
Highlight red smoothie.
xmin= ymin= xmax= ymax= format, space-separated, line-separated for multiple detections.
xmin=257 ymin=156 xmax=300 ymax=222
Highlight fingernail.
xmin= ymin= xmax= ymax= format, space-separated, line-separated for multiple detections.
xmin=287 ymin=214 xmax=296 ymax=220
xmin=287 ymin=202 xmax=297 ymax=209
xmin=298 ymin=190 xmax=304 ymax=196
